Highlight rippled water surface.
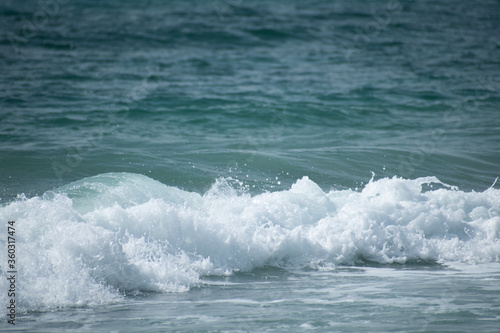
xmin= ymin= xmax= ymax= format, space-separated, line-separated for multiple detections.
xmin=1 ymin=0 xmax=500 ymax=331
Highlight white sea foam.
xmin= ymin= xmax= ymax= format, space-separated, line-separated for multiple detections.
xmin=1 ymin=173 xmax=499 ymax=310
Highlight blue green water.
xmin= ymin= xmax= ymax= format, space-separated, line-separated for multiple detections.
xmin=1 ymin=0 xmax=500 ymax=332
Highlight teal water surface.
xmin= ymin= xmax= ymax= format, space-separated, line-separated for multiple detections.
xmin=1 ymin=0 xmax=500 ymax=332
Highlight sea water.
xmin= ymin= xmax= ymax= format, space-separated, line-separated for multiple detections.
xmin=1 ymin=0 xmax=500 ymax=332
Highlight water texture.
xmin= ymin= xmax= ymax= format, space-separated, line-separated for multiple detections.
xmin=1 ymin=0 xmax=499 ymax=331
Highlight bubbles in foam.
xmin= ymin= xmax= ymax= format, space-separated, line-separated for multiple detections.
xmin=0 ymin=172 xmax=499 ymax=310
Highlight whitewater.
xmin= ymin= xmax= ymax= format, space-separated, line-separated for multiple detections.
xmin=1 ymin=173 xmax=498 ymax=312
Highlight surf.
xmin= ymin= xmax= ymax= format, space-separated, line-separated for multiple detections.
xmin=1 ymin=172 xmax=499 ymax=311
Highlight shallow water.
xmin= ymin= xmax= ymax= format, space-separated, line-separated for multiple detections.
xmin=10 ymin=264 xmax=500 ymax=332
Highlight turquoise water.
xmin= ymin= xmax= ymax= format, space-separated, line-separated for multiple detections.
xmin=1 ymin=0 xmax=500 ymax=331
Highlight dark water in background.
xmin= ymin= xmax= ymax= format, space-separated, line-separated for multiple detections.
xmin=1 ymin=0 xmax=500 ymax=332
xmin=1 ymin=0 xmax=499 ymax=198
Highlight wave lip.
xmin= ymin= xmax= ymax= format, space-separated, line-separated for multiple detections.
xmin=1 ymin=173 xmax=499 ymax=310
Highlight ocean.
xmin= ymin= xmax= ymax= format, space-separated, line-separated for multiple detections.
xmin=1 ymin=0 xmax=500 ymax=331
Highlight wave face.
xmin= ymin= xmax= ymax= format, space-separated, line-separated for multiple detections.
xmin=1 ymin=173 xmax=499 ymax=310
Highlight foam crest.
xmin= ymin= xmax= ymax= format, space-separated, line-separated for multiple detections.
xmin=0 ymin=173 xmax=499 ymax=310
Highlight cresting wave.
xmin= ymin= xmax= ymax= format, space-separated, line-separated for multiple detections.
xmin=1 ymin=173 xmax=499 ymax=310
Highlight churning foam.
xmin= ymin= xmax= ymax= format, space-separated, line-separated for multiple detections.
xmin=1 ymin=173 xmax=499 ymax=310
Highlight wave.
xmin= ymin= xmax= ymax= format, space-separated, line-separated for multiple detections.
xmin=1 ymin=173 xmax=499 ymax=310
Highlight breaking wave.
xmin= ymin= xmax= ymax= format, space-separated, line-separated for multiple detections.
xmin=1 ymin=173 xmax=499 ymax=310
